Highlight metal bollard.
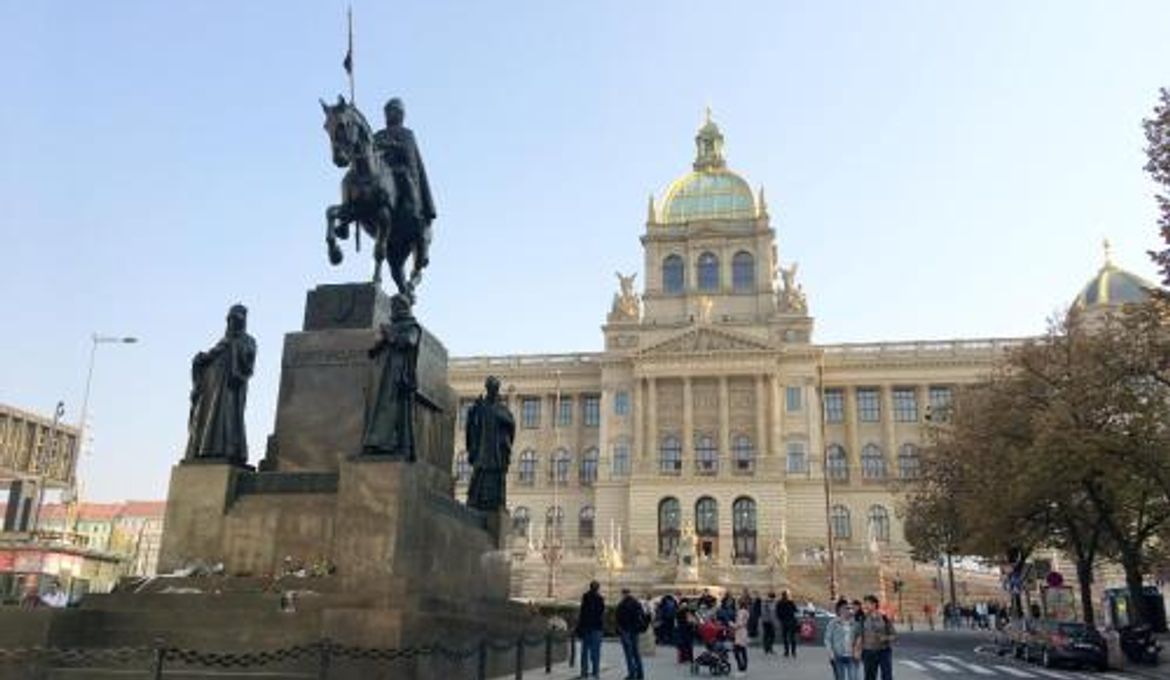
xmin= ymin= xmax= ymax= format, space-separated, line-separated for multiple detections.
xmin=476 ymin=639 xmax=488 ymax=680
xmin=545 ymin=633 xmax=553 ymax=673
xmin=317 ymin=638 xmax=332 ymax=680
xmin=515 ymin=637 xmax=524 ymax=680
xmin=152 ymin=638 xmax=165 ymax=680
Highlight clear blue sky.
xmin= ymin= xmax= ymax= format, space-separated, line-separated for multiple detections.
xmin=2 ymin=1 xmax=1167 ymax=502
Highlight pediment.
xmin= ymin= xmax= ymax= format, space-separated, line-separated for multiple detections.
xmin=639 ymin=327 xmax=773 ymax=356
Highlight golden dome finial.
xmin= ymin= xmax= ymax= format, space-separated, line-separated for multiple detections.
xmin=704 ymin=105 xmax=712 ymax=126
xmin=1102 ymin=238 xmax=1114 ymax=267
xmin=647 ymin=193 xmax=657 ymax=225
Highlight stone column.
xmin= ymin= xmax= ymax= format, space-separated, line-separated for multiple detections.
xmin=845 ymin=387 xmax=861 ymax=478
xmin=754 ymin=375 xmax=767 ymax=468
xmin=647 ymin=377 xmax=658 ymax=461
xmin=770 ymin=374 xmax=783 ymax=461
xmin=682 ymin=376 xmax=694 ymax=469
xmin=718 ymin=376 xmax=731 ymax=472
xmin=881 ymin=383 xmax=896 ymax=473
xmin=633 ymin=377 xmax=643 ymax=462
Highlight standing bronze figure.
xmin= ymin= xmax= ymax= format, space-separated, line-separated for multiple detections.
xmin=465 ymin=376 xmax=515 ymax=512
xmin=361 ymin=295 xmax=422 ymax=458
xmin=320 ymin=96 xmax=435 ymax=303
xmin=186 ymin=304 xmax=257 ymax=464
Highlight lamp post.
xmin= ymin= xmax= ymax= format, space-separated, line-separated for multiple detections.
xmin=68 ymin=334 xmax=138 ymax=529
xmin=544 ymin=370 xmax=564 ymax=599
xmin=817 ymin=358 xmax=839 ymax=601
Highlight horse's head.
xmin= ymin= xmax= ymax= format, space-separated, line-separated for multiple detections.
xmin=320 ymin=95 xmax=373 ymax=168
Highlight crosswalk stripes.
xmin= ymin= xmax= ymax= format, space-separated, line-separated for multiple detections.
xmin=900 ymin=659 xmax=929 ymax=671
xmin=926 ymin=660 xmax=961 ymax=673
xmin=933 ymin=654 xmax=996 ymax=674
xmin=993 ymin=665 xmax=1039 ymax=677
xmin=1030 ymin=669 xmax=1074 ymax=678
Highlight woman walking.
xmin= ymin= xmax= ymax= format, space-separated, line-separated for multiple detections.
xmin=733 ymin=597 xmax=751 ymax=676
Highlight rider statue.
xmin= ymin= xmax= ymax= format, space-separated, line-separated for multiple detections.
xmin=373 ymin=98 xmax=435 ymax=290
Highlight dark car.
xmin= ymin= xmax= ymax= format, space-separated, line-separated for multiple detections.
xmin=1022 ymin=620 xmax=1108 ymax=671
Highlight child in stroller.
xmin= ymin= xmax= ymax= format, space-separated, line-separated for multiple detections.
xmin=692 ymin=617 xmax=733 ymax=676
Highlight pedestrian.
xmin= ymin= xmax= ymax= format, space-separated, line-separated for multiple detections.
xmin=617 ymin=588 xmax=647 ymax=680
xmin=657 ymin=593 xmax=677 ymax=645
xmin=854 ymin=594 xmax=895 ymax=680
xmin=731 ymin=596 xmax=750 ymax=676
xmin=676 ymin=602 xmax=695 ymax=664
xmin=40 ymin=581 xmax=68 ymax=608
xmin=761 ymin=591 xmax=778 ymax=654
xmin=922 ymin=603 xmax=933 ymax=631
xmin=576 ymin=580 xmax=605 ymax=679
xmin=748 ymin=591 xmax=761 ymax=639
xmin=776 ymin=589 xmax=798 ymax=657
xmin=825 ymin=599 xmax=858 ymax=680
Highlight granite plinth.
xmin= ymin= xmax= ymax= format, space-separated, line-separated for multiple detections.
xmin=303 ymin=282 xmax=392 ymax=331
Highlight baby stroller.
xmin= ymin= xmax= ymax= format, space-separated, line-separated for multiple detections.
xmin=692 ymin=620 xmax=733 ymax=676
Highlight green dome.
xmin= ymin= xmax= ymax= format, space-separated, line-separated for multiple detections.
xmin=656 ymin=112 xmax=758 ymax=225
xmin=1074 ymin=260 xmax=1154 ymax=308
xmin=660 ymin=170 xmax=757 ymax=224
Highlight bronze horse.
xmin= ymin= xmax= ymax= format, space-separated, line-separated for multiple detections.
xmin=320 ymin=96 xmax=426 ymax=301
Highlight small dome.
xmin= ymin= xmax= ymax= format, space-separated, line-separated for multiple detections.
xmin=657 ymin=111 xmax=757 ymax=225
xmin=1074 ymin=255 xmax=1154 ymax=309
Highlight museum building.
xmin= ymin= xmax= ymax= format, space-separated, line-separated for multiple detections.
xmin=448 ymin=114 xmax=1152 ymax=599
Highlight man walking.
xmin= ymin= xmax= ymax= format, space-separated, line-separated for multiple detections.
xmin=776 ymin=590 xmax=798 ymax=657
xmin=617 ymin=588 xmax=647 ymax=680
xmin=761 ymin=592 xmax=778 ymax=654
xmin=854 ymin=594 xmax=895 ymax=680
xmin=577 ymin=581 xmax=605 ymax=678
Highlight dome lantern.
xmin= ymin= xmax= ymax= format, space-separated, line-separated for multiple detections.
xmin=658 ymin=110 xmax=757 ymax=225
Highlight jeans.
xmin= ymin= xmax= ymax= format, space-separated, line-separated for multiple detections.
xmin=780 ymin=621 xmax=798 ymax=656
xmin=733 ymin=644 xmax=748 ymax=671
xmin=579 ymin=630 xmax=602 ymax=677
xmin=619 ymin=630 xmax=644 ymax=679
xmin=762 ymin=622 xmax=776 ymax=653
xmin=833 ymin=655 xmax=859 ymax=680
xmin=862 ymin=648 xmax=893 ymax=680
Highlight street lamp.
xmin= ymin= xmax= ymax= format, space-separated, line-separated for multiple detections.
xmin=67 ymin=333 xmax=138 ymax=518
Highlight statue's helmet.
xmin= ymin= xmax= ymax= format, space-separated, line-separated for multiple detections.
xmin=384 ymin=97 xmax=405 ymax=122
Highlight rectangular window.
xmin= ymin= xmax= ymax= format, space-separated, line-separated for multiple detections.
xmin=823 ymin=389 xmax=845 ymax=424
xmin=892 ymin=388 xmax=918 ymax=422
xmin=557 ymin=396 xmax=573 ymax=428
xmin=928 ymin=386 xmax=953 ymax=422
xmin=856 ymin=388 xmax=881 ymax=422
xmin=521 ymin=397 xmax=541 ymax=429
xmin=786 ymin=386 xmax=802 ymax=412
xmin=583 ymin=395 xmax=601 ymax=427
xmin=614 ymin=391 xmax=630 ymax=416
xmin=786 ymin=442 xmax=808 ymax=474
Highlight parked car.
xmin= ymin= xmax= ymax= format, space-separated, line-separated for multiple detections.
xmin=1022 ymin=620 xmax=1108 ymax=671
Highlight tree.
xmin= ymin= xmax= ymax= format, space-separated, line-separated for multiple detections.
xmin=1146 ymin=88 xmax=1170 ymax=289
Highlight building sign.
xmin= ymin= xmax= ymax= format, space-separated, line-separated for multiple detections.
xmin=13 ymin=551 xmax=44 ymax=573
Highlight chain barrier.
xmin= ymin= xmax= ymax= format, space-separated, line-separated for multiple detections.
xmin=0 ymin=630 xmax=572 ymax=678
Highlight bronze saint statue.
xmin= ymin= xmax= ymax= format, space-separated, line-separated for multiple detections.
xmin=321 ymin=95 xmax=435 ymax=304
xmin=465 ymin=376 xmax=515 ymax=513
xmin=361 ymin=295 xmax=421 ymax=458
xmin=186 ymin=304 xmax=257 ymax=464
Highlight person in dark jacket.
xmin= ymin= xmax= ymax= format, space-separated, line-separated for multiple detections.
xmin=616 ymin=588 xmax=646 ymax=680
xmin=577 ymin=581 xmax=605 ymax=678
xmin=761 ymin=592 xmax=778 ymax=654
xmin=776 ymin=590 xmax=799 ymax=657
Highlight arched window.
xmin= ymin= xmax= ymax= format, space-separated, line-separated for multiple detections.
xmin=898 ymin=443 xmax=921 ymax=479
xmin=658 ymin=497 xmax=681 ymax=557
xmin=663 ymin=255 xmax=685 ymax=294
xmin=696 ymin=497 xmax=719 ymax=559
xmin=660 ymin=435 xmax=682 ymax=474
xmin=697 ymin=252 xmax=720 ymax=291
xmin=580 ymin=448 xmax=599 ymax=486
xmin=454 ymin=451 xmax=471 ymax=483
xmin=732 ymin=497 xmax=757 ymax=564
xmin=732 ymin=434 xmax=754 ymax=473
xmin=861 ymin=444 xmax=886 ymax=480
xmin=579 ymin=505 xmax=596 ymax=542
xmin=695 ymin=433 xmax=718 ymax=474
xmin=551 ymin=448 xmax=571 ymax=485
xmin=612 ymin=439 xmax=630 ymax=478
xmin=868 ymin=505 xmax=890 ymax=543
xmin=544 ymin=505 xmax=564 ymax=538
xmin=518 ymin=450 xmax=537 ymax=485
xmin=732 ymin=251 xmax=755 ymax=292
xmin=830 ymin=505 xmax=852 ymax=540
xmin=511 ymin=506 xmax=530 ymax=537
xmin=826 ymin=444 xmax=849 ymax=481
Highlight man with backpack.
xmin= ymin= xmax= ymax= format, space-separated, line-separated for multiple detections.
xmin=854 ymin=594 xmax=896 ymax=680
xmin=616 ymin=588 xmax=648 ymax=680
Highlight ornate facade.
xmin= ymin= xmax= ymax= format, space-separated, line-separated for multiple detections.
xmin=449 ymin=114 xmax=1148 ymax=601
